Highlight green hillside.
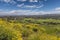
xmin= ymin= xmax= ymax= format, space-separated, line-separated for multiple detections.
xmin=0 ymin=17 xmax=60 ymax=40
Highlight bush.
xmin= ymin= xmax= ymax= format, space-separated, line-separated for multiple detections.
xmin=0 ymin=25 xmax=22 ymax=40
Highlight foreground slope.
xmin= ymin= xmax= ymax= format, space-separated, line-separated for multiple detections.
xmin=0 ymin=16 xmax=60 ymax=40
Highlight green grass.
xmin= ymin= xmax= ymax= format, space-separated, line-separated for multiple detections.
xmin=0 ymin=18 xmax=60 ymax=40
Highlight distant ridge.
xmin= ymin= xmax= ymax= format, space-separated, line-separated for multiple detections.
xmin=0 ymin=14 xmax=60 ymax=19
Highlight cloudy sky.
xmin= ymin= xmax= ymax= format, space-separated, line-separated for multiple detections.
xmin=0 ymin=0 xmax=60 ymax=15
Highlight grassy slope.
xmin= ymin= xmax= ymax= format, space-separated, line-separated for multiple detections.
xmin=0 ymin=18 xmax=60 ymax=40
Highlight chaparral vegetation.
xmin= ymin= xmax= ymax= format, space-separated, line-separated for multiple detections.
xmin=0 ymin=16 xmax=60 ymax=40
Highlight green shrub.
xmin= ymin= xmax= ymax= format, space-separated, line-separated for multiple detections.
xmin=0 ymin=25 xmax=22 ymax=40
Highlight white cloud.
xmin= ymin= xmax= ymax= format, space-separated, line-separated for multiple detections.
xmin=55 ymin=7 xmax=60 ymax=11
xmin=17 ymin=4 xmax=44 ymax=8
xmin=16 ymin=0 xmax=44 ymax=8
xmin=9 ymin=0 xmax=16 ymax=5
xmin=0 ymin=7 xmax=60 ymax=16
xmin=0 ymin=0 xmax=45 ymax=9
xmin=25 ymin=5 xmax=44 ymax=8
xmin=0 ymin=11 xmax=10 ymax=16
xmin=36 ymin=4 xmax=44 ymax=8
xmin=0 ymin=10 xmax=44 ymax=15
xmin=24 ymin=5 xmax=37 ymax=8
xmin=0 ymin=0 xmax=16 ymax=4
xmin=17 ymin=3 xmax=24 ymax=7
xmin=5 ymin=10 xmax=60 ymax=15
xmin=9 ymin=10 xmax=33 ymax=15
xmin=3 ymin=0 xmax=11 ymax=3
xmin=17 ymin=0 xmax=26 ymax=2
xmin=29 ymin=0 xmax=38 ymax=2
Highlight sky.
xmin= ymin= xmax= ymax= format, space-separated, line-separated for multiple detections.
xmin=0 ymin=0 xmax=60 ymax=15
